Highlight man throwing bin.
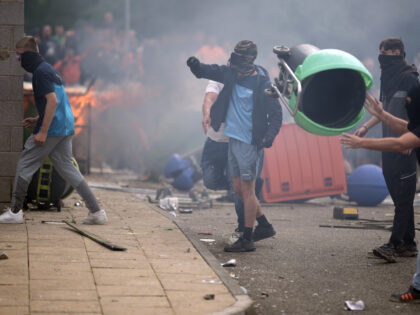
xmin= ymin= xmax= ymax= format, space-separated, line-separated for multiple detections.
xmin=0 ymin=36 xmax=107 ymax=225
xmin=187 ymin=40 xmax=282 ymax=252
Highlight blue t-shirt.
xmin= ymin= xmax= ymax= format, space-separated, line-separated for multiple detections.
xmin=32 ymin=61 xmax=75 ymax=136
xmin=224 ymin=75 xmax=258 ymax=144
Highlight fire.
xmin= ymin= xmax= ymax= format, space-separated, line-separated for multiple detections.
xmin=69 ymin=89 xmax=97 ymax=135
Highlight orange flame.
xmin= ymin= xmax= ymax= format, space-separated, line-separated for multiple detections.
xmin=69 ymin=90 xmax=97 ymax=134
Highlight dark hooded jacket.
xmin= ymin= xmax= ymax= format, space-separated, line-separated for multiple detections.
xmin=189 ymin=62 xmax=282 ymax=147
xmin=381 ymin=68 xmax=420 ymax=177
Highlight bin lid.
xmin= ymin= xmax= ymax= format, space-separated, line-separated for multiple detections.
xmin=295 ymin=49 xmax=373 ymax=89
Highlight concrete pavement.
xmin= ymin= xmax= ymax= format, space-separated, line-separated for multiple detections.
xmin=0 ymin=187 xmax=252 ymax=315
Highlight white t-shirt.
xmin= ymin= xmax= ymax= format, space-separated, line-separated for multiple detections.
xmin=205 ymin=80 xmax=229 ymax=142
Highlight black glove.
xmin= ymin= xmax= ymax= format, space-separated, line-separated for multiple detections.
xmin=258 ymin=134 xmax=275 ymax=150
xmin=187 ymin=56 xmax=200 ymax=69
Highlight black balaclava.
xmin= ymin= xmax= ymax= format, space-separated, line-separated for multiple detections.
xmin=378 ymin=54 xmax=417 ymax=101
xmin=20 ymin=51 xmax=44 ymax=73
xmin=230 ymin=40 xmax=257 ymax=80
xmin=406 ymin=85 xmax=420 ymax=131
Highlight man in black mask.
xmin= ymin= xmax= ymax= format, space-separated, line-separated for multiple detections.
xmin=342 ymin=86 xmax=420 ymax=302
xmin=354 ymin=38 xmax=420 ymax=263
xmin=187 ymin=40 xmax=282 ymax=252
xmin=0 ymin=36 xmax=107 ymax=225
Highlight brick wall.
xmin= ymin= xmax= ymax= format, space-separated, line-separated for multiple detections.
xmin=0 ymin=0 xmax=24 ymax=208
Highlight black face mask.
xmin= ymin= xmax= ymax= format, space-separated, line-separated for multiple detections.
xmin=378 ymin=54 xmax=404 ymax=68
xmin=20 ymin=51 xmax=44 ymax=73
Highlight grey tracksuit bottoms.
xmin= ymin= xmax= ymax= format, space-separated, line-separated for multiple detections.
xmin=10 ymin=134 xmax=100 ymax=213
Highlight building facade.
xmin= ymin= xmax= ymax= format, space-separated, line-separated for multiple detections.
xmin=0 ymin=0 xmax=24 ymax=208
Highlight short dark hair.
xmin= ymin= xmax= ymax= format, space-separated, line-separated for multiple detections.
xmin=379 ymin=37 xmax=405 ymax=56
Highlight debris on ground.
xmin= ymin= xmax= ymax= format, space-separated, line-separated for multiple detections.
xmin=345 ymin=299 xmax=365 ymax=311
xmin=63 ymin=220 xmax=127 ymax=251
xmin=0 ymin=251 xmax=8 ymax=260
xmin=221 ymin=259 xmax=237 ymax=267
xmin=159 ymin=197 xmax=179 ymax=211
xmin=230 ymin=272 xmax=239 ymax=279
xmin=204 ymin=294 xmax=215 ymax=300
xmin=199 ymin=239 xmax=216 ymax=243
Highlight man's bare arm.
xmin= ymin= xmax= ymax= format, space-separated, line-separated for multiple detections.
xmin=365 ymin=93 xmax=408 ymax=135
xmin=34 ymin=92 xmax=57 ymax=145
xmin=202 ymin=91 xmax=218 ymax=134
xmin=341 ymin=132 xmax=420 ymax=152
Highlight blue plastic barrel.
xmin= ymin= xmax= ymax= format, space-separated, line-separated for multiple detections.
xmin=346 ymin=164 xmax=389 ymax=206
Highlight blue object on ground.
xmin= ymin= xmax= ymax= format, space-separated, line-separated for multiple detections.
xmin=346 ymin=164 xmax=389 ymax=206
xmin=164 ymin=154 xmax=191 ymax=178
xmin=171 ymin=167 xmax=195 ymax=191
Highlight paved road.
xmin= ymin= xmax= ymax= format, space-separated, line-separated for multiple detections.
xmin=175 ymin=198 xmax=420 ymax=314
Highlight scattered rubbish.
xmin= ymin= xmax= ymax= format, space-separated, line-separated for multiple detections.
xmin=63 ymin=221 xmax=127 ymax=251
xmin=204 ymin=294 xmax=215 ymax=300
xmin=179 ymin=208 xmax=193 ymax=214
xmin=159 ymin=197 xmax=179 ymax=211
xmin=333 ymin=207 xmax=359 ymax=220
xmin=41 ymin=220 xmax=65 ymax=225
xmin=198 ymin=232 xmax=213 ymax=236
xmin=111 ymin=299 xmax=118 ymax=302
xmin=200 ymin=239 xmax=216 ymax=243
xmin=221 ymin=259 xmax=237 ymax=267
xmin=230 ymin=272 xmax=239 ymax=279
xmin=165 ymin=228 xmax=173 ymax=231
xmin=345 ymin=300 xmax=365 ymax=311
xmin=0 ymin=251 xmax=8 ymax=260
xmin=261 ymin=292 xmax=269 ymax=298
xmin=202 ymin=280 xmax=222 ymax=284
xmin=240 ymin=286 xmax=248 ymax=294
xmin=155 ymin=187 xmax=172 ymax=200
xmin=74 ymin=200 xmax=83 ymax=206
xmin=169 ymin=211 xmax=177 ymax=217
xmin=185 ymin=248 xmax=191 ymax=253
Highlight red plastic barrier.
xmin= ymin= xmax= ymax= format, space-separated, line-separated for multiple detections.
xmin=261 ymin=123 xmax=346 ymax=202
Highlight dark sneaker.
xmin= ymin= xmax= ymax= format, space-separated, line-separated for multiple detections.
xmin=396 ymin=243 xmax=418 ymax=257
xmin=390 ymin=286 xmax=420 ymax=303
xmin=252 ymin=224 xmax=276 ymax=242
xmin=224 ymin=237 xmax=256 ymax=252
xmin=372 ymin=243 xmax=397 ymax=263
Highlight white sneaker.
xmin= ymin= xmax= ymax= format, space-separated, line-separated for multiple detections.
xmin=0 ymin=208 xmax=24 ymax=224
xmin=83 ymin=210 xmax=107 ymax=225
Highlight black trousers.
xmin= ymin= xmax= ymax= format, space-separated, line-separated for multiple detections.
xmin=384 ymin=172 xmax=416 ymax=247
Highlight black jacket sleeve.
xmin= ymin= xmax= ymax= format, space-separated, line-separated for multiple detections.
xmin=264 ymin=81 xmax=283 ymax=140
xmin=188 ymin=61 xmax=229 ymax=83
